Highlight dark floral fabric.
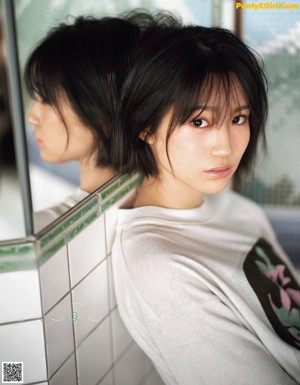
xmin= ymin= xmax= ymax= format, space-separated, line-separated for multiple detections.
xmin=244 ymin=238 xmax=300 ymax=350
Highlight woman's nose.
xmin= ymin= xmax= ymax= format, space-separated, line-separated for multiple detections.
xmin=211 ymin=126 xmax=232 ymax=158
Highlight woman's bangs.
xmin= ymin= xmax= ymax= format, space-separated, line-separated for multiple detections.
xmin=171 ymin=69 xmax=246 ymax=130
xmin=25 ymin=52 xmax=62 ymax=109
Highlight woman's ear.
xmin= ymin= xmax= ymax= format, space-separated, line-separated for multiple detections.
xmin=139 ymin=130 xmax=155 ymax=144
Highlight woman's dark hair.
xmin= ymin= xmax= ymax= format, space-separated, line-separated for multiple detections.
xmin=24 ymin=16 xmax=140 ymax=167
xmin=117 ymin=15 xmax=268 ymax=186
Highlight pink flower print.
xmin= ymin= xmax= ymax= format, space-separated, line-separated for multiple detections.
xmin=277 ymin=286 xmax=300 ymax=314
xmin=248 ymin=240 xmax=300 ymax=350
xmin=268 ymin=293 xmax=300 ymax=328
xmin=286 ymin=288 xmax=300 ymax=307
xmin=280 ymin=287 xmax=291 ymax=311
xmin=265 ymin=264 xmax=291 ymax=287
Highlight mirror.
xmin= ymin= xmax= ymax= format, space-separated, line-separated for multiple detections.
xmin=15 ymin=0 xmax=184 ymax=233
xmin=18 ymin=0 xmax=203 ymax=233
xmin=15 ymin=0 xmax=122 ymax=233
xmin=1 ymin=0 xmax=230 ymax=238
xmin=14 ymin=0 xmax=224 ymax=235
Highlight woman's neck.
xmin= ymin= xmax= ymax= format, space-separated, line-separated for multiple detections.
xmin=133 ymin=175 xmax=204 ymax=210
xmin=79 ymin=160 xmax=116 ymax=193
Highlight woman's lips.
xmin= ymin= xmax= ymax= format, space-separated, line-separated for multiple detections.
xmin=35 ymin=138 xmax=42 ymax=146
xmin=204 ymin=166 xmax=232 ymax=178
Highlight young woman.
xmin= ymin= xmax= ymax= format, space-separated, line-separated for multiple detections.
xmin=112 ymin=16 xmax=300 ymax=385
xmin=25 ymin=16 xmax=140 ymax=230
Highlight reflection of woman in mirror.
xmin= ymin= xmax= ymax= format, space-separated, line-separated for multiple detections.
xmin=112 ymin=14 xmax=300 ymax=385
xmin=24 ymin=16 xmax=139 ymax=231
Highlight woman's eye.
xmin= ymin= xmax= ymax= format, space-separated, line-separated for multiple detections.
xmin=232 ymin=115 xmax=247 ymax=125
xmin=192 ymin=118 xmax=209 ymax=128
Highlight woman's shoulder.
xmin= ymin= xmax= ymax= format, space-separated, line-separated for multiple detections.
xmin=117 ymin=210 xmax=177 ymax=263
xmin=216 ymin=189 xmax=272 ymax=223
xmin=116 ymin=190 xmax=275 ymax=246
xmin=215 ymin=188 xmax=264 ymax=211
xmin=213 ymin=189 xmax=278 ymax=244
xmin=114 ymin=216 xmax=215 ymax=318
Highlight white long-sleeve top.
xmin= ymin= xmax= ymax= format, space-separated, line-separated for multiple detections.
xmin=112 ymin=190 xmax=300 ymax=385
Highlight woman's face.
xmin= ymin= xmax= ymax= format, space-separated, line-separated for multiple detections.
xmin=28 ymin=96 xmax=95 ymax=164
xmin=147 ymin=79 xmax=250 ymax=207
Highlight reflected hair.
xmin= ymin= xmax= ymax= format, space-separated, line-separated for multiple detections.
xmin=24 ymin=16 xmax=140 ymax=167
xmin=118 ymin=15 xmax=268 ymax=186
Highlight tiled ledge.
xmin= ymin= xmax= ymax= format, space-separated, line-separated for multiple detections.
xmin=0 ymin=239 xmax=36 ymax=273
xmin=37 ymin=195 xmax=99 ymax=264
xmin=0 ymin=173 xmax=141 ymax=271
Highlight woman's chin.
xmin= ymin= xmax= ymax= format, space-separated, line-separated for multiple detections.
xmin=39 ymin=153 xmax=64 ymax=164
xmin=203 ymin=178 xmax=232 ymax=195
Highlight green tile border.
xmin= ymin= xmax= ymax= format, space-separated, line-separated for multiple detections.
xmin=39 ymin=196 xmax=99 ymax=248
xmin=38 ymin=196 xmax=99 ymax=265
xmin=98 ymin=173 xmax=132 ymax=200
xmin=38 ymin=211 xmax=98 ymax=265
xmin=0 ymin=241 xmax=36 ymax=272
xmin=37 ymin=173 xmax=141 ymax=264
xmin=99 ymin=173 xmax=142 ymax=214
xmin=0 ymin=173 xmax=141 ymax=270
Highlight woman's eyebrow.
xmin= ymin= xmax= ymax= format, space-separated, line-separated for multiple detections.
xmin=192 ymin=104 xmax=250 ymax=113
xmin=233 ymin=105 xmax=250 ymax=113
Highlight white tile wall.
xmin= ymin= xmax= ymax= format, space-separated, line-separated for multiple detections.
xmin=107 ymin=254 xmax=117 ymax=310
xmin=104 ymin=208 xmax=119 ymax=256
xmin=39 ymin=246 xmax=69 ymax=314
xmin=68 ymin=216 xmax=106 ymax=287
xmin=44 ymin=294 xmax=74 ymax=377
xmin=111 ymin=308 xmax=133 ymax=361
xmin=0 ymin=179 xmax=159 ymax=385
xmin=99 ymin=369 xmax=114 ymax=385
xmin=49 ymin=354 xmax=77 ymax=385
xmin=114 ymin=343 xmax=149 ymax=385
xmin=0 ymin=269 xmax=41 ymax=324
xmin=72 ymin=259 xmax=109 ymax=345
xmin=76 ymin=317 xmax=112 ymax=385
xmin=0 ymin=320 xmax=47 ymax=384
